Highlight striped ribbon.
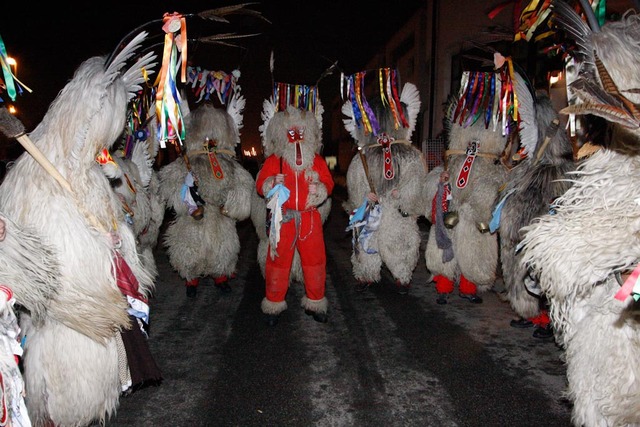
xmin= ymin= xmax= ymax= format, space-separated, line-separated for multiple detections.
xmin=155 ymin=13 xmax=187 ymax=149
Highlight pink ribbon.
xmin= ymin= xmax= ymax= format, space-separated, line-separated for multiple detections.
xmin=615 ymin=263 xmax=640 ymax=301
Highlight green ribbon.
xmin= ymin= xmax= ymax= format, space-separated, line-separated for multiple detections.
xmin=595 ymin=0 xmax=606 ymax=27
xmin=0 ymin=34 xmax=17 ymax=101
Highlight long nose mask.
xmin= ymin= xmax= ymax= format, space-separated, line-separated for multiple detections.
xmin=287 ymin=127 xmax=305 ymax=166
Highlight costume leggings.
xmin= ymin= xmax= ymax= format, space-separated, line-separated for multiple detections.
xmin=265 ymin=209 xmax=326 ymax=302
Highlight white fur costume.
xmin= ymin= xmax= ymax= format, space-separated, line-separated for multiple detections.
xmin=425 ymin=69 xmax=511 ymax=296
xmin=159 ymin=96 xmax=254 ymax=286
xmin=0 ymin=213 xmax=60 ymax=426
xmin=519 ymin=3 xmax=640 ymax=426
xmin=342 ymin=82 xmax=426 ymax=289
xmin=494 ymin=86 xmax=574 ymax=323
xmin=104 ymin=136 xmax=163 ymax=280
xmin=0 ymin=33 xmax=158 ymax=426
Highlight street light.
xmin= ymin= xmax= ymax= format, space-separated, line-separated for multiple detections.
xmin=4 ymin=57 xmax=17 ymax=114
xmin=6 ymin=57 xmax=16 ymax=74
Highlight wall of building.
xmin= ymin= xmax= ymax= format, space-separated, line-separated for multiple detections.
xmin=329 ymin=1 xmax=515 ymax=172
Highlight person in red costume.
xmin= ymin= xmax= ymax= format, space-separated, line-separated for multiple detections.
xmin=256 ymin=84 xmax=334 ymax=327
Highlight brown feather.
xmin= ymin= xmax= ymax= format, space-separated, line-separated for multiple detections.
xmin=595 ymin=53 xmax=619 ymax=95
xmin=197 ymin=33 xmax=261 ymax=43
xmin=197 ymin=3 xmax=271 ymax=24
xmin=561 ymin=103 xmax=640 ymax=128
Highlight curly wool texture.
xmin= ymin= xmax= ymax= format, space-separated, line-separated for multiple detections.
xmin=343 ymin=83 xmax=427 ymax=285
xmin=520 ymin=149 xmax=640 ymax=427
xmin=425 ymin=97 xmax=509 ymax=289
xmin=264 ymin=106 xmax=323 ymax=172
xmin=109 ymin=141 xmax=162 ymax=283
xmin=498 ymin=93 xmax=575 ymax=318
xmin=0 ymin=39 xmax=157 ymax=426
xmin=159 ymin=102 xmax=253 ymax=281
xmin=0 ymin=213 xmax=59 ymax=325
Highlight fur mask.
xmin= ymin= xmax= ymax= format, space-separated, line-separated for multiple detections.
xmin=183 ymin=93 xmax=245 ymax=153
xmin=261 ymin=104 xmax=324 ymax=171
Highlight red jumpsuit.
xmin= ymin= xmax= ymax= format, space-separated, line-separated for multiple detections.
xmin=256 ymin=154 xmax=334 ymax=303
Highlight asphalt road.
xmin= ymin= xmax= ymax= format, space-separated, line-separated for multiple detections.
xmin=106 ymin=187 xmax=572 ymax=427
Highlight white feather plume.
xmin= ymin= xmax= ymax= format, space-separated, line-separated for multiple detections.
xmin=131 ymin=141 xmax=153 ymax=189
xmin=513 ymin=72 xmax=538 ymax=157
xmin=400 ymin=82 xmax=421 ymax=138
xmin=106 ymin=31 xmax=152 ymax=88
xmin=270 ymin=50 xmax=275 ymax=74
xmin=227 ymin=91 xmax=246 ymax=132
xmin=314 ymin=98 xmax=325 ymax=131
xmin=341 ymin=100 xmax=357 ymax=140
xmin=121 ymin=51 xmax=157 ymax=101
xmin=259 ymin=98 xmax=277 ymax=146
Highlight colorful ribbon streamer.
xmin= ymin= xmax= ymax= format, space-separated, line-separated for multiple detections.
xmin=155 ymin=13 xmax=187 ymax=149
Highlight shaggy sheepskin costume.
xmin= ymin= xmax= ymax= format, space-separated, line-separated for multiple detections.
xmin=519 ymin=2 xmax=640 ymax=426
xmin=0 ymin=32 xmax=161 ymax=426
xmin=425 ymin=65 xmax=513 ymax=303
xmin=104 ymin=134 xmax=164 ymax=280
xmin=255 ymin=87 xmax=334 ymax=323
xmin=341 ymin=73 xmax=425 ymax=294
xmin=159 ymin=95 xmax=254 ymax=296
xmin=491 ymin=83 xmax=575 ymax=335
xmin=0 ymin=213 xmax=60 ymax=426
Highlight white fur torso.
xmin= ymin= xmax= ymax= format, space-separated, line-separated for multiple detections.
xmin=345 ymin=143 xmax=427 ymax=284
xmin=0 ymin=54 xmax=156 ymax=426
xmin=520 ymin=149 xmax=640 ymax=426
xmin=159 ymin=153 xmax=253 ymax=279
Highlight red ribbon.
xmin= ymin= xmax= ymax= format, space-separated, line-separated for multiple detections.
xmin=379 ymin=133 xmax=395 ymax=180
xmin=456 ymin=141 xmax=479 ymax=189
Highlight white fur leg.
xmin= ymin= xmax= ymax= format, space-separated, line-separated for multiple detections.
xmin=261 ymin=298 xmax=287 ymax=315
xmin=301 ymin=296 xmax=328 ymax=314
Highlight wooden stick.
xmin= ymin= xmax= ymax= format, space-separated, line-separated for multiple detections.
xmin=0 ymin=108 xmax=107 ymax=233
xmin=358 ymin=147 xmax=376 ymax=195
xmin=0 ymin=108 xmax=72 ymax=193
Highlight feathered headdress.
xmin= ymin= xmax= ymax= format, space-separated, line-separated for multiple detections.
xmin=447 ymin=53 xmax=523 ymax=137
xmin=341 ymin=68 xmax=421 ymax=144
xmin=259 ymin=85 xmax=324 ymax=146
xmin=105 ymin=4 xmax=267 ymax=150
xmin=259 ymin=52 xmax=332 ymax=144
xmin=187 ymin=67 xmax=241 ymax=105
xmin=340 ymin=68 xmax=413 ymax=138
xmin=551 ymin=0 xmax=640 ymax=131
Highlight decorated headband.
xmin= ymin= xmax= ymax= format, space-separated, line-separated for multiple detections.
xmin=271 ymin=82 xmax=318 ymax=113
xmin=259 ymin=85 xmax=324 ymax=145
xmin=341 ymin=68 xmax=409 ymax=137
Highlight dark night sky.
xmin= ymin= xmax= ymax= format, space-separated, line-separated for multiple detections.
xmin=2 ymin=1 xmax=424 ymax=148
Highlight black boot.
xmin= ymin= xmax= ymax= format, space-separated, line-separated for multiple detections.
xmin=215 ymin=281 xmax=232 ymax=293
xmin=533 ymin=325 xmax=554 ymax=339
xmin=355 ymin=281 xmax=372 ymax=293
xmin=305 ymin=309 xmax=328 ymax=323
xmin=265 ymin=314 xmax=279 ymax=327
